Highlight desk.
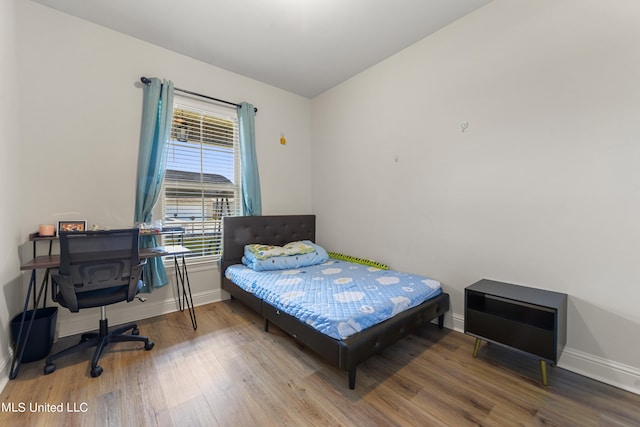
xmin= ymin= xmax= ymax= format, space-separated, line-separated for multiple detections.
xmin=19 ymin=246 xmax=190 ymax=269
xmin=141 ymin=245 xmax=197 ymax=330
xmin=10 ymin=242 xmax=195 ymax=380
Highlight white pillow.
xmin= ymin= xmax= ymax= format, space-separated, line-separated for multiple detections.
xmin=246 ymin=241 xmax=315 ymax=261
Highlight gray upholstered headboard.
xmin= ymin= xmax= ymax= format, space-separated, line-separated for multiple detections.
xmin=220 ymin=215 xmax=316 ymax=276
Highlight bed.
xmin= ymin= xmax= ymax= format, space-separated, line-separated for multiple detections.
xmin=220 ymin=214 xmax=450 ymax=389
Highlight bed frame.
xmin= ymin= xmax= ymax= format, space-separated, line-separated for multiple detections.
xmin=220 ymin=214 xmax=450 ymax=389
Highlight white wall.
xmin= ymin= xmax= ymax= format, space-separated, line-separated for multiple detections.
xmin=15 ymin=1 xmax=312 ymax=336
xmin=0 ymin=0 xmax=25 ymax=389
xmin=311 ymin=0 xmax=640 ymax=393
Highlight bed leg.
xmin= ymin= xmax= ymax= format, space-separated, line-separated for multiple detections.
xmin=264 ymin=318 xmax=269 ymax=332
xmin=348 ymin=367 xmax=356 ymax=390
xmin=438 ymin=314 xmax=444 ymax=329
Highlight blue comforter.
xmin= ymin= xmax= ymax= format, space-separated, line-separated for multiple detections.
xmin=225 ymin=259 xmax=442 ymax=340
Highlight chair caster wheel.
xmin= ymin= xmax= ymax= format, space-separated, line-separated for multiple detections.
xmin=91 ymin=366 xmax=103 ymax=377
xmin=44 ymin=363 xmax=56 ymax=375
xmin=145 ymin=341 xmax=154 ymax=351
xmin=132 ymin=328 xmax=139 ymax=335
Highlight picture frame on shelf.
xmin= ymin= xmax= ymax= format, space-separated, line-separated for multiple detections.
xmin=57 ymin=220 xmax=87 ymax=233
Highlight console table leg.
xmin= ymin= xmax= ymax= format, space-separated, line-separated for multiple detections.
xmin=540 ymin=360 xmax=548 ymax=386
xmin=472 ymin=338 xmax=481 ymax=358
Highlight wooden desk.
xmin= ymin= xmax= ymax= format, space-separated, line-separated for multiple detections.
xmin=141 ymin=245 xmax=197 ymax=330
xmin=19 ymin=245 xmax=190 ymax=270
xmin=11 ymin=244 xmax=195 ymax=380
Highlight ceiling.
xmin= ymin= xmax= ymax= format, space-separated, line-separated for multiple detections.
xmin=31 ymin=0 xmax=491 ymax=98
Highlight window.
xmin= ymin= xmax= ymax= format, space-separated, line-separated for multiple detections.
xmin=161 ymin=96 xmax=241 ymax=262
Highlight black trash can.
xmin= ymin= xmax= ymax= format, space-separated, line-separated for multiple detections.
xmin=11 ymin=307 xmax=58 ymax=363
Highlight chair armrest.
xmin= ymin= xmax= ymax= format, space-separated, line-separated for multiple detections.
xmin=127 ymin=260 xmax=148 ymax=301
xmin=51 ymin=273 xmax=80 ymax=312
xmin=131 ymin=260 xmax=147 ymax=280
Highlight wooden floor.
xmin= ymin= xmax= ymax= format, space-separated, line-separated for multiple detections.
xmin=2 ymin=300 xmax=639 ymax=427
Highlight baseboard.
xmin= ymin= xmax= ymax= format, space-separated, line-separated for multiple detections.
xmin=0 ymin=353 xmax=10 ymax=394
xmin=58 ymin=288 xmax=225 ymax=337
xmin=450 ymin=312 xmax=465 ymax=332
xmin=558 ymin=348 xmax=640 ymax=395
xmin=451 ymin=312 xmax=640 ymax=395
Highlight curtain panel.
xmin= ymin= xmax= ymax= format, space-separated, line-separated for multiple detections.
xmin=135 ymin=78 xmax=174 ymax=291
xmin=237 ymin=102 xmax=262 ymax=216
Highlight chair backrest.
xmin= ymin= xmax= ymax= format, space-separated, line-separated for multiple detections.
xmin=56 ymin=228 xmax=143 ymax=311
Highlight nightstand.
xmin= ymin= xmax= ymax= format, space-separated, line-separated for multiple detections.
xmin=464 ymin=279 xmax=567 ymax=385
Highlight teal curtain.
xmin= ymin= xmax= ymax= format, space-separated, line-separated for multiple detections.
xmin=237 ymin=102 xmax=262 ymax=215
xmin=135 ymin=78 xmax=174 ymax=291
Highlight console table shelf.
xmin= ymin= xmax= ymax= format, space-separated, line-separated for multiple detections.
xmin=464 ymin=279 xmax=567 ymax=385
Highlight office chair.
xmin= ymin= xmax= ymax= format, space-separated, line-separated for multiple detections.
xmin=44 ymin=228 xmax=154 ymax=378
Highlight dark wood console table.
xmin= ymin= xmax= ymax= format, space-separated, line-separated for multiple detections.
xmin=464 ymin=279 xmax=567 ymax=385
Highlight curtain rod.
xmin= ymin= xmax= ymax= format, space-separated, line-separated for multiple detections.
xmin=140 ymin=76 xmax=257 ymax=113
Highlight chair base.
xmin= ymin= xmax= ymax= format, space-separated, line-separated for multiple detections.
xmin=44 ymin=317 xmax=154 ymax=377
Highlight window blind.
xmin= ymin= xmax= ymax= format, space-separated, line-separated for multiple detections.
xmin=162 ymin=98 xmax=241 ymax=262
